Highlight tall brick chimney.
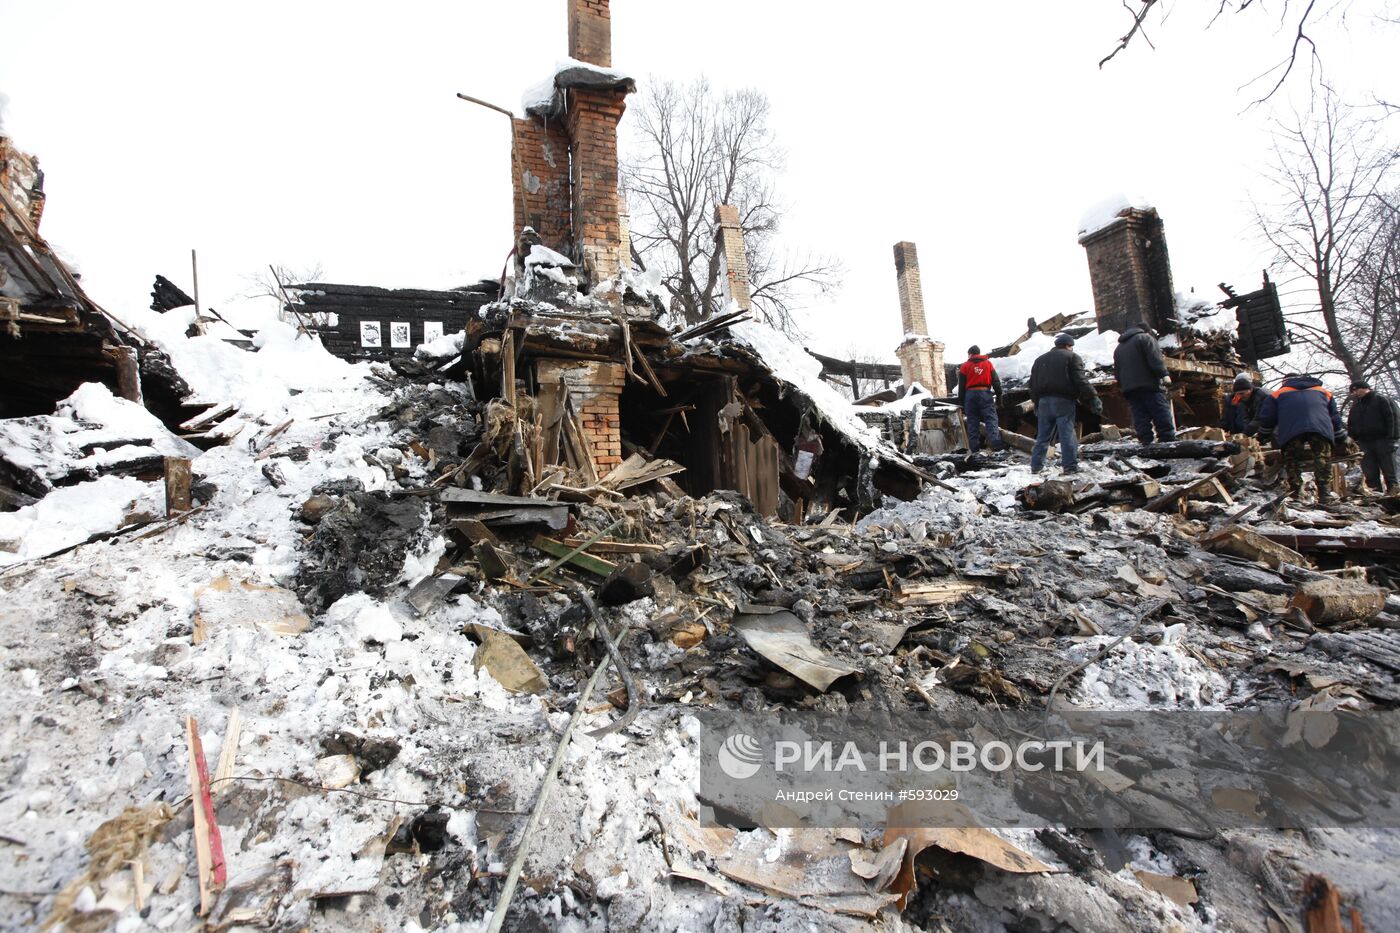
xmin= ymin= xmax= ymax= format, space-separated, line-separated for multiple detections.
xmin=1078 ymin=206 xmax=1178 ymax=334
xmin=512 ymin=0 xmax=632 ymax=298
xmin=892 ymin=242 xmax=946 ymax=396
xmin=714 ymin=204 xmax=752 ymax=311
xmin=569 ymin=0 xmax=612 ymax=66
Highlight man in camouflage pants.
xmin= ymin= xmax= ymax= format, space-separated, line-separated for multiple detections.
xmin=1252 ymin=374 xmax=1347 ymax=503
xmin=1281 ymin=435 xmax=1333 ymax=499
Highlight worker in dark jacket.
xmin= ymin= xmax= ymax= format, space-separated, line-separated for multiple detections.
xmin=1346 ymin=381 xmax=1399 ymax=493
xmin=1222 ymin=373 xmax=1263 ymax=436
xmin=1028 ymin=333 xmax=1101 ymax=474
xmin=1112 ymin=325 xmax=1176 ymax=445
xmin=1252 ymin=374 xmax=1346 ymax=502
xmin=957 ymin=345 xmax=1005 ymax=455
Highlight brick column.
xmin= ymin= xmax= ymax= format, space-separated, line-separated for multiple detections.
xmin=896 ymin=338 xmax=946 ymax=396
xmin=537 ymin=359 xmax=625 ymax=475
xmin=714 ymin=204 xmax=752 ymax=311
xmin=893 ymin=241 xmax=928 ymax=336
xmin=566 ymin=89 xmax=629 ymax=289
xmin=512 ymin=117 xmax=573 ymax=252
xmin=891 ymin=241 xmax=945 ymax=395
xmin=568 ymin=0 xmax=612 ymax=66
xmin=1078 ymin=207 xmax=1177 ymax=334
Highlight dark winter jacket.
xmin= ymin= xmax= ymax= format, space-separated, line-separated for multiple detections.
xmin=1347 ymin=392 xmax=1400 ymax=441
xmin=957 ymin=355 xmax=1002 ymax=401
xmin=1253 ymin=376 xmax=1345 ymax=447
xmin=1112 ymin=326 xmax=1169 ymax=395
xmin=1222 ymin=388 xmax=1262 ymax=435
xmin=1029 ymin=347 xmax=1100 ymax=409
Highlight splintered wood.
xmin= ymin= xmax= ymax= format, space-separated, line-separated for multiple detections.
xmin=895 ymin=581 xmax=980 ymax=607
xmin=185 ymin=716 xmax=227 ymax=916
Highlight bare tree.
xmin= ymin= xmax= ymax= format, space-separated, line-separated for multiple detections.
xmin=242 ymin=262 xmax=328 ymax=326
xmin=622 ymin=78 xmax=839 ymax=334
xmin=1254 ymin=86 xmax=1399 ymax=383
xmin=1100 ymin=1 xmax=1399 ymax=102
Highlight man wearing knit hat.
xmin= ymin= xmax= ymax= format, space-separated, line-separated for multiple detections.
xmin=1346 ymin=380 xmax=1400 ymax=493
xmin=1028 ymin=333 xmax=1101 ymax=474
xmin=1222 ymin=373 xmax=1263 ymax=437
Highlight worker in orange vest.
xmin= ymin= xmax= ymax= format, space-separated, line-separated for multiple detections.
xmin=1252 ymin=374 xmax=1346 ymax=502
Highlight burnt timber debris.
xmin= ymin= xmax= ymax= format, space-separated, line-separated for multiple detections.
xmin=3 ymin=3 xmax=1400 ymax=931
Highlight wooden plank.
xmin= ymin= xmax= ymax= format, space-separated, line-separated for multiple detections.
xmin=451 ymin=506 xmax=568 ymax=529
xmin=530 ymin=535 xmax=618 ymax=578
xmin=1303 ymin=875 xmax=1346 ymax=933
xmin=1261 ymin=532 xmax=1400 ymax=554
xmin=441 ymin=488 xmax=561 ymax=507
xmin=501 ymin=329 xmax=516 ymax=408
xmin=185 ymin=716 xmax=227 ymax=916
xmin=179 ymin=401 xmax=237 ymax=432
xmin=560 ymin=538 xmax=665 ymax=554
xmin=452 ymin=518 xmax=498 ymax=544
xmin=164 ymin=456 xmax=192 ymax=516
xmin=896 ymin=581 xmax=981 ymax=606
xmin=474 ymin=542 xmax=511 ymax=581
xmin=1289 ymin=578 xmax=1388 ymax=625
xmin=1199 ymin=525 xmax=1310 ymax=570
xmin=1143 ymin=467 xmax=1231 ymax=513
xmin=630 ymin=341 xmax=668 ymax=397
xmin=213 ymin=709 xmax=242 ymax=797
xmin=538 ymin=380 xmax=564 ymax=467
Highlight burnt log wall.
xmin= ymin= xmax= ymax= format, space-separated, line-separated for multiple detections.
xmin=293 ymin=284 xmax=493 ymax=362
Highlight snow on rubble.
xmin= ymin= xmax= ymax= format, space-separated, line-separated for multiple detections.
xmin=732 ymin=318 xmax=886 ymax=450
xmin=992 ymin=327 xmax=1121 ymax=382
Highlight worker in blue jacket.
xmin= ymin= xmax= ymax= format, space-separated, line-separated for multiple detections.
xmin=1252 ymin=374 xmax=1346 ymax=502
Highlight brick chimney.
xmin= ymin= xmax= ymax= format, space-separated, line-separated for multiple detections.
xmin=1078 ymin=207 xmax=1178 ymax=334
xmin=714 ymin=204 xmax=752 ymax=311
xmin=512 ymin=0 xmax=632 ymax=298
xmin=892 ymin=242 xmax=946 ymax=395
xmin=569 ymin=0 xmax=612 ymax=66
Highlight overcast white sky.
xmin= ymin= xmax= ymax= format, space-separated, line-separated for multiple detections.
xmin=1 ymin=1 xmax=1395 ymax=362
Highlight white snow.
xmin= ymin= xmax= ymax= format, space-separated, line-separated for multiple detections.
xmin=731 ymin=319 xmax=884 ymax=448
xmin=524 ymin=244 xmax=576 ymax=268
xmin=117 ymin=307 xmax=368 ymax=419
xmin=415 ymin=330 xmax=464 ymax=359
xmin=521 ymin=58 xmax=634 ymax=114
xmin=0 ymin=475 xmax=161 ymax=564
xmin=992 ymin=328 xmax=1120 ymax=381
xmin=1077 ymin=192 xmax=1155 ymax=238
xmin=1072 ymin=636 xmax=1229 ymax=710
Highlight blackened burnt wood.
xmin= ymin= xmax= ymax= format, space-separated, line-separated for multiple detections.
xmin=1078 ymin=440 xmax=1242 ymax=460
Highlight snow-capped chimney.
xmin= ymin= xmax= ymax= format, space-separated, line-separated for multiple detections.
xmin=569 ymin=0 xmax=612 ymax=67
xmin=892 ymin=242 xmax=946 ymax=396
xmin=1077 ymin=200 xmax=1178 ymax=334
xmin=714 ymin=204 xmax=752 ymax=312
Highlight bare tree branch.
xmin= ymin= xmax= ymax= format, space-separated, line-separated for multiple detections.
xmin=622 ymin=78 xmax=842 ymax=335
xmin=1100 ymin=0 xmax=1161 ymax=68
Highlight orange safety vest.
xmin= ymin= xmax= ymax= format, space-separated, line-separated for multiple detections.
xmin=1272 ymin=384 xmax=1332 ymax=401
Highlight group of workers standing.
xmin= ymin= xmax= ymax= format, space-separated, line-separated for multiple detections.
xmin=954 ymin=329 xmax=1399 ymax=501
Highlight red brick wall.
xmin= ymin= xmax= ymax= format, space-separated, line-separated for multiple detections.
xmin=566 ymin=88 xmax=628 ymax=286
xmin=512 ymin=117 xmax=572 ymax=252
xmin=537 ymin=358 xmax=625 ymax=474
xmin=568 ymin=0 xmax=611 ymax=67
